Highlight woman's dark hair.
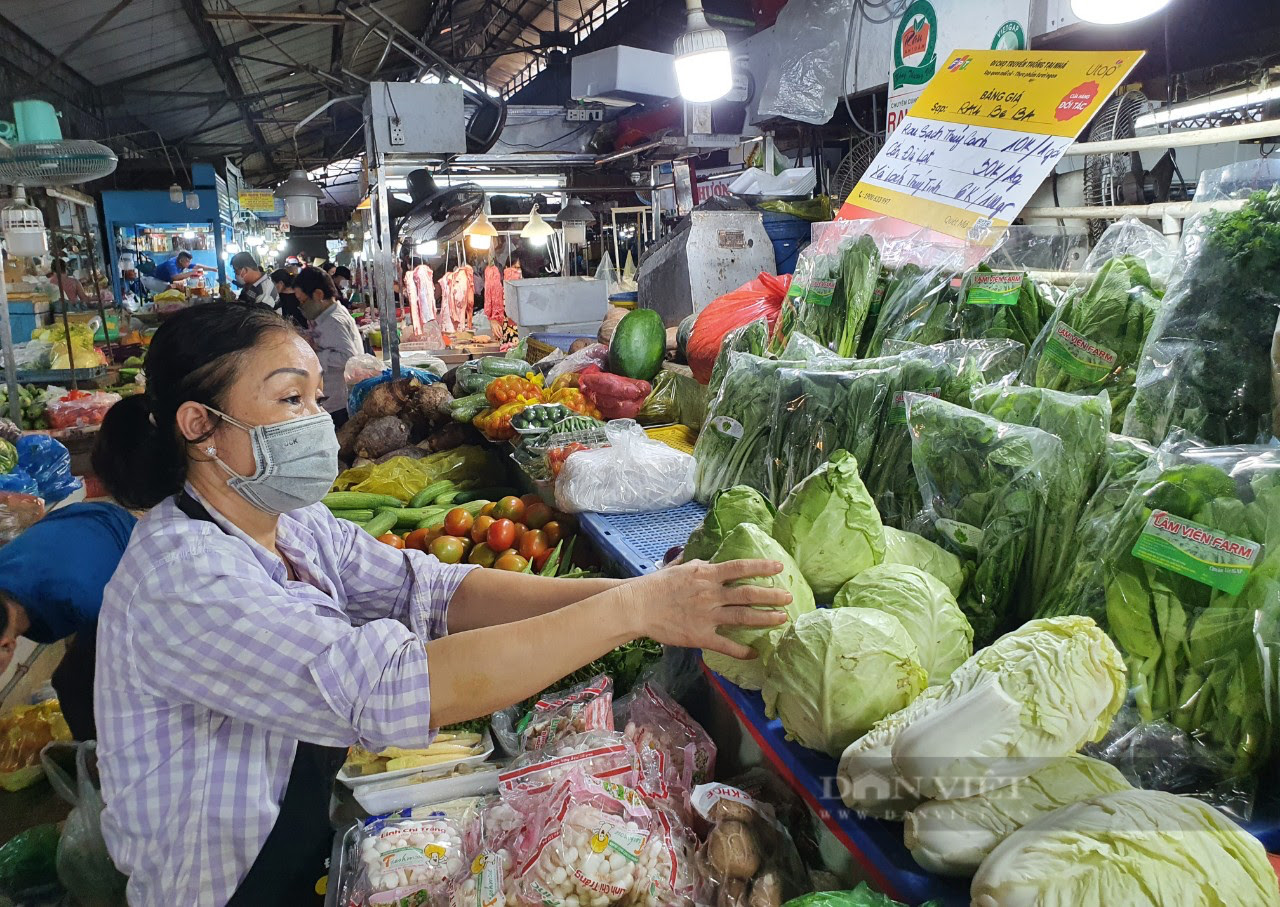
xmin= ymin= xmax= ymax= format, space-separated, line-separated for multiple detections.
xmin=293 ymin=266 xmax=337 ymax=301
xmin=92 ymin=303 xmax=294 ymax=509
xmin=270 ymin=268 xmax=294 ymax=288
xmin=334 ymin=265 xmax=352 ymax=282
xmin=50 ymin=259 xmax=69 ymax=275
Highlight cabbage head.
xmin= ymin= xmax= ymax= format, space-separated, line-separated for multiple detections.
xmin=881 ymin=526 xmax=966 ymax=597
xmin=834 ymin=564 xmax=973 ymax=685
xmin=891 ymin=616 xmax=1127 ymax=800
xmin=904 ymin=753 xmax=1130 ymax=877
xmin=683 ymin=485 xmax=777 ymax=562
xmin=702 ymin=523 xmax=815 ymax=691
xmin=971 ymin=789 xmax=1280 ymax=907
xmin=762 ymin=607 xmax=927 ymax=756
xmin=773 ymin=450 xmax=885 ymax=601
xmin=838 ymin=686 xmax=948 ymax=819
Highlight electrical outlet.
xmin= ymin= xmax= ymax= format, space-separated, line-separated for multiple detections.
xmin=389 ymin=117 xmax=406 ymax=146
xmin=566 ymin=108 xmax=603 ymax=122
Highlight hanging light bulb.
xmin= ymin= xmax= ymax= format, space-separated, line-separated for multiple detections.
xmin=555 ymin=198 xmax=594 ymax=246
xmin=274 ymin=169 xmax=324 ymax=229
xmin=673 ymin=0 xmax=732 ymax=103
xmin=520 ymin=206 xmax=554 ymax=247
xmin=182 ymin=228 xmax=195 ymax=240
xmin=185 ymin=192 xmax=199 ymax=210
xmin=227 ymin=242 xmax=242 ymax=254
xmin=169 ymin=183 xmax=183 ymax=204
xmin=1 ymin=187 xmax=48 ymax=257
xmin=466 ymin=209 xmax=498 ymax=251
xmin=416 ymin=239 xmax=439 ymax=255
xmin=1072 ymin=0 xmax=1172 ymax=23
xmin=276 ymin=241 xmax=287 ymax=253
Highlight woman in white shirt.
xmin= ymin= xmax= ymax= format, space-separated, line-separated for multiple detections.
xmin=293 ymin=266 xmax=363 ymax=428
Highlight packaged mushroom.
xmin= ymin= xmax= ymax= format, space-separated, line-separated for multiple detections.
xmin=450 ymin=797 xmax=525 ymax=907
xmin=616 ymin=682 xmax=716 ymax=821
xmin=518 ymin=674 xmax=617 ymax=753
xmin=353 ymin=808 xmax=467 ymax=904
xmin=513 ymin=771 xmax=694 ymax=907
xmin=689 ymin=784 xmax=811 ymax=907
xmin=498 ymin=730 xmax=639 ymax=797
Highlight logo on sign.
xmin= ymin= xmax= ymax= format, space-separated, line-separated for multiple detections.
xmin=893 ymin=0 xmax=938 ymax=90
xmin=990 ymin=21 xmax=1026 ymax=51
xmin=1055 ymin=81 xmax=1101 ymax=121
xmin=948 ymin=55 xmax=973 ymax=72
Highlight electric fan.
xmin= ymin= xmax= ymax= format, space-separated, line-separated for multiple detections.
xmin=393 ymin=173 xmax=485 ymax=252
xmin=1082 ymin=89 xmax=1149 ymax=243
xmin=831 ymin=133 xmax=886 ymax=203
xmin=0 ymin=100 xmax=117 ymax=188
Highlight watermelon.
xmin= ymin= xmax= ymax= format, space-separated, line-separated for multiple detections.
xmin=675 ymin=314 xmax=696 ymax=364
xmin=608 ymin=308 xmax=666 ymax=380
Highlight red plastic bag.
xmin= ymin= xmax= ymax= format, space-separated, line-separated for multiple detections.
xmin=687 ymin=272 xmax=791 ymax=384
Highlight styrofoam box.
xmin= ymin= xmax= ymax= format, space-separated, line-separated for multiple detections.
xmin=517 ymin=320 xmax=601 ymax=340
xmin=352 ymin=764 xmax=501 ymax=815
xmin=506 ymin=277 xmax=607 ymax=329
xmin=337 ymin=729 xmax=494 ymax=790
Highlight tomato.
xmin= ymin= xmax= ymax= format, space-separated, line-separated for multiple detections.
xmin=524 ymin=502 xmax=553 ymax=530
xmin=468 ymin=543 xmax=499 ymax=568
xmin=471 ymin=515 xmax=495 ymax=545
xmin=378 ymin=532 xmax=405 ymax=549
xmin=519 ymin=529 xmax=549 ymax=563
xmin=404 ymin=528 xmax=435 ymax=551
xmin=493 ymin=495 xmax=526 ymax=524
xmin=487 ymin=518 xmax=517 ymax=552
xmin=520 ymin=494 xmax=542 ymax=509
xmin=543 ymin=521 xmax=564 ymax=546
xmin=512 ymin=523 xmax=528 ymax=539
xmin=444 ymin=507 xmax=474 ymax=537
xmin=533 ymin=548 xmax=554 ymax=573
xmin=480 ymin=502 xmax=497 ymax=518
xmin=494 ymin=552 xmax=530 ymax=572
xmin=430 ymin=535 xmax=466 ymax=564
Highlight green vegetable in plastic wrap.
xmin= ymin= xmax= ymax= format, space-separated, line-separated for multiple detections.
xmin=0 ymin=823 xmax=60 ymax=896
xmin=635 ymin=369 xmax=679 ymax=425
xmin=784 ymin=882 xmax=939 ymax=907
xmin=0 ymin=438 xmax=16 ymax=474
xmin=332 ymin=445 xmax=501 ymax=502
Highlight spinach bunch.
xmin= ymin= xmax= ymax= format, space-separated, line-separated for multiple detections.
xmin=862 ymin=263 xmax=956 ymax=357
xmin=771 ymin=234 xmax=881 ymax=356
xmin=1033 ymin=255 xmax=1162 ymax=431
xmin=1125 ymin=189 xmax=1280 ymax=445
xmin=905 ymin=394 xmax=1068 ymax=645
xmin=952 ymin=266 xmax=1055 ymax=350
xmin=706 ymin=317 xmax=771 ymax=402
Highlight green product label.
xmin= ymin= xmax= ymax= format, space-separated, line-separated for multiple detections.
xmin=869 ymin=282 xmax=887 ymax=318
xmin=475 ymin=851 xmax=502 ymax=907
xmin=1132 ymin=510 xmax=1262 ymax=595
xmin=889 ymin=387 xmax=940 ymax=425
xmin=596 ymin=818 xmax=648 ymax=863
xmin=965 ymin=271 xmax=1023 ymax=305
xmin=793 ymin=276 xmax=837 ymax=308
xmin=991 ymin=20 xmax=1027 ymax=50
xmin=892 ymin=0 xmax=938 ymax=89
xmin=936 ymin=518 xmax=983 ymax=555
xmin=1043 ymin=323 xmax=1117 ymax=382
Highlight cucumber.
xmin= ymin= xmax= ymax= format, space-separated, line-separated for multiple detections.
xmin=324 ymin=492 xmax=404 ymax=511
xmin=449 ymin=393 xmax=489 ymax=423
xmin=478 ymin=357 xmax=531 ymax=378
xmin=453 ymin=487 xmax=515 ymax=504
xmin=433 ymin=491 xmax=463 ymax=505
xmin=410 ymin=480 xmax=458 ymax=509
xmin=383 ymin=506 xmax=451 ymax=531
xmin=330 ymin=509 xmax=375 ymax=523
xmin=608 ymin=308 xmax=666 ymax=380
xmin=362 ymin=511 xmax=398 ymax=537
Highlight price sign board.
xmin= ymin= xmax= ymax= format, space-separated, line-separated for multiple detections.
xmin=238 ymin=190 xmax=277 ymax=213
xmin=842 ymin=49 xmax=1144 ymax=245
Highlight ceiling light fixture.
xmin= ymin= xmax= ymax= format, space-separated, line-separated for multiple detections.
xmin=169 ymin=183 xmax=183 ymax=204
xmin=184 ymin=192 xmax=200 ymax=210
xmin=1071 ymin=0 xmax=1172 ymax=25
xmin=466 ymin=210 xmax=498 ymax=251
xmin=1134 ymin=82 xmax=1280 ymax=128
xmin=416 ymin=240 xmax=439 ymax=255
xmin=1 ymin=187 xmax=47 ymax=257
xmin=520 ymin=206 xmax=554 ymax=246
xmin=182 ymin=228 xmax=195 ymax=239
xmin=673 ymin=0 xmax=732 ymax=103
xmin=274 ymin=169 xmax=324 ymax=228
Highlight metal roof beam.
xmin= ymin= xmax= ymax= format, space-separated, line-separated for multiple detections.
xmin=51 ymin=0 xmax=136 ymax=69
xmin=100 ymin=57 xmax=207 ymax=90
xmin=203 ymin=11 xmax=346 ymax=24
xmin=467 ymin=0 xmax=543 ymax=78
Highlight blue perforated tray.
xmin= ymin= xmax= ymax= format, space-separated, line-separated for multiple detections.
xmin=578 ymin=501 xmax=707 ymax=577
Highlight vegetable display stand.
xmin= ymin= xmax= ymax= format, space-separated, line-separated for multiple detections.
xmin=578 ymin=501 xmax=706 ymax=576
xmin=7 ymin=366 xmax=108 ymax=386
xmin=704 ymin=666 xmax=969 ymax=906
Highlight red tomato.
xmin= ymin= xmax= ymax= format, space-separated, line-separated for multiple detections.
xmin=430 ymin=535 xmax=466 ymax=564
xmin=519 ymin=529 xmax=549 ymax=563
xmin=520 ymin=494 xmax=542 ymax=508
xmin=512 ymin=523 xmax=528 ymax=539
xmin=468 ymin=543 xmax=499 ymax=568
xmin=524 ymin=502 xmax=553 ymax=530
xmin=404 ymin=528 xmax=434 ymax=551
xmin=480 ymin=502 xmax=497 ymax=518
xmin=378 ymin=533 xmax=405 ymax=549
xmin=493 ymin=495 xmax=526 ymax=524
xmin=471 ymin=515 xmax=495 ymax=545
xmin=494 ymin=553 xmax=530 ymax=572
xmin=533 ymin=548 xmax=554 ymax=573
xmin=487 ymin=518 xmax=517 ymax=552
xmin=543 ymin=521 xmax=564 ymax=547
xmin=444 ymin=507 xmax=474 ymax=537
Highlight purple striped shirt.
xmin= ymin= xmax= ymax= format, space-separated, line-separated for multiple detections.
xmin=95 ymin=487 xmax=476 ymax=906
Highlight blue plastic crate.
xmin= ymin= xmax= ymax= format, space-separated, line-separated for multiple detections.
xmin=578 ymin=501 xmax=706 ymax=576
xmin=529 ymin=331 xmax=594 ymax=352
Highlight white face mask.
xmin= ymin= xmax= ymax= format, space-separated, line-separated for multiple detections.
xmin=204 ymin=407 xmax=338 ymax=514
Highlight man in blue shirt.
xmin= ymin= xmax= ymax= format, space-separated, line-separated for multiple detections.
xmin=152 ymin=250 xmax=198 ymax=285
xmin=0 ymin=502 xmax=137 ymax=740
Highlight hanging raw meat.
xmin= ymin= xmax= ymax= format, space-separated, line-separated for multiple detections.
xmin=412 ymin=264 xmax=436 ymax=324
xmin=484 ymin=264 xmax=505 ymax=324
xmin=436 ymin=274 xmax=457 ymax=333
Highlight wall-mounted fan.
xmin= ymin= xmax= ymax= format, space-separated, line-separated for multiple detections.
xmin=393 ymin=171 xmax=485 ymax=253
xmin=1082 ymin=89 xmax=1149 ymax=243
xmin=831 ymin=132 xmax=885 ymax=202
xmin=0 ymin=100 xmax=117 ymax=188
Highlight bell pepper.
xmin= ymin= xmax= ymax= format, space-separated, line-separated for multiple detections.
xmin=549 ymin=372 xmax=579 ymax=393
xmin=486 ymin=375 xmax=544 ymax=408
xmin=578 ymin=370 xmax=652 ymax=421
xmin=546 ymin=387 xmax=603 ymax=420
xmin=472 ymin=401 xmax=526 ymax=441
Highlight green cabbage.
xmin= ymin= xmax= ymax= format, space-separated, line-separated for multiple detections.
xmin=762 ymin=607 xmax=927 ymax=756
xmin=903 ymin=754 xmax=1130 ymax=877
xmin=834 ymin=564 xmax=973 ymax=685
xmin=881 ymin=527 xmax=967 ymax=597
xmin=702 ymin=523 xmax=815 ymax=691
xmin=891 ymin=616 xmax=1127 ymax=800
xmin=773 ymin=450 xmax=885 ymax=601
xmin=971 ymin=789 xmax=1280 ymax=907
xmin=683 ymin=485 xmax=777 ymax=562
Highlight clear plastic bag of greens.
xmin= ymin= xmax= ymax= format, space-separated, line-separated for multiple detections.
xmin=861 ymin=243 xmax=968 ymax=358
xmin=951 ymin=265 xmax=1055 ymax=350
xmin=1124 ymin=185 xmax=1280 ymax=446
xmin=706 ymin=318 xmax=770 ymax=401
xmin=905 ymin=394 xmax=1069 ymax=646
xmin=636 ymin=369 xmax=680 ymax=425
xmin=671 ymin=371 xmax=709 ymax=431
xmin=759 ymin=196 xmax=833 ymax=221
xmin=40 ymin=741 xmax=127 ymax=904
xmin=1026 ymin=219 xmax=1171 ymax=431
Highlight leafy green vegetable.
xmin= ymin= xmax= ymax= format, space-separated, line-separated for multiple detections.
xmin=906 ymin=395 xmax=1068 ymax=644
xmin=683 ymin=485 xmax=777 ymax=562
xmin=881 ymin=526 xmax=967 ymax=597
xmin=0 ymin=823 xmax=59 ymax=895
xmin=1033 ymin=255 xmax=1162 ymax=430
xmin=706 ymin=317 xmax=770 ymax=402
xmin=0 ymin=438 xmax=15 ymax=474
xmin=862 ymin=263 xmax=957 ymax=357
xmin=773 ymin=450 xmax=886 ymax=601
xmin=772 ymin=234 xmax=881 ymax=357
xmin=834 ymin=563 xmax=973 ymax=685
xmin=1125 ymin=189 xmax=1280 ymax=445
xmin=702 ymin=523 xmax=816 ymax=690
xmin=952 ymin=266 xmax=1054 ymax=350
xmin=762 ymin=607 xmax=927 ymax=755
xmin=971 ymin=789 xmax=1280 ymax=907
xmin=783 ymin=883 xmax=939 ymax=907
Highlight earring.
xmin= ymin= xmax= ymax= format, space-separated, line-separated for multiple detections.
xmin=205 ymin=446 xmax=217 ymax=457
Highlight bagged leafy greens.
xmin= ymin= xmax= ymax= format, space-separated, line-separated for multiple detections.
xmin=905 ymin=395 xmax=1069 ymax=645
xmin=861 ymin=261 xmax=958 ymax=357
xmin=1125 ymin=188 xmax=1280 ymax=445
xmin=706 ymin=318 xmax=770 ymax=401
xmin=952 ymin=265 xmax=1055 ymax=350
xmin=771 ymin=231 xmax=881 ymax=357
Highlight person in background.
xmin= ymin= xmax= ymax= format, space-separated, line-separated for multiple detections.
xmin=294 ymin=266 xmax=362 ymax=428
xmin=271 ymin=268 xmax=307 ymax=329
xmin=333 ymin=265 xmax=354 ymax=308
xmin=153 ymin=251 xmax=199 ymax=285
xmin=231 ymin=252 xmax=278 ymax=309
xmin=47 ymin=259 xmax=88 ymax=305
xmin=0 ymin=503 xmax=138 ymax=741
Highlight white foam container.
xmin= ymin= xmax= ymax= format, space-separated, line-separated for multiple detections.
xmin=336 ymin=729 xmax=494 ymax=790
